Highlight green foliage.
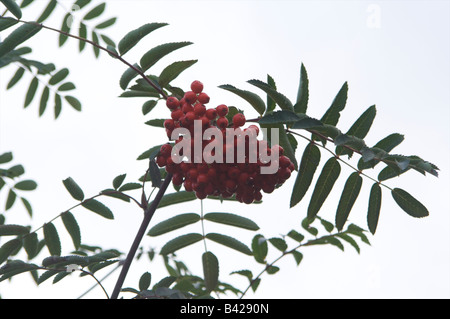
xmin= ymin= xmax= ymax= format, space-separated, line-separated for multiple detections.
xmin=0 ymin=6 xmax=439 ymax=300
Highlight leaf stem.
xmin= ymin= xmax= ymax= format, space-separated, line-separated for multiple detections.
xmin=7 ymin=18 xmax=168 ymax=99
xmin=110 ymin=173 xmax=173 ymax=299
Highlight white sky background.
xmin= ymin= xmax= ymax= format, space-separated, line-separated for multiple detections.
xmin=0 ymin=0 xmax=449 ymax=299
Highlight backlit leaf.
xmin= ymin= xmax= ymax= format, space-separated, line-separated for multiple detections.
xmin=218 ymin=84 xmax=266 ymax=115
xmin=206 ymin=233 xmax=252 ymax=255
xmin=294 ymin=63 xmax=309 ymax=114
xmin=203 ymin=212 xmax=259 ymax=231
xmin=367 ymin=183 xmax=382 ymax=234
xmin=248 ymin=79 xmax=293 ymax=111
xmin=158 ymin=59 xmax=198 ymax=88
xmin=139 ymin=42 xmax=193 ymax=72
xmin=82 ymin=199 xmax=114 ymax=219
xmin=83 ymin=2 xmax=105 ymax=20
xmin=118 ymin=22 xmax=168 ymax=56
xmin=61 ymin=212 xmax=81 ymax=250
xmin=62 ymin=177 xmax=84 ymax=201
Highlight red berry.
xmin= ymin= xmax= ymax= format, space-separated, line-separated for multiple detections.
xmin=184 ymin=111 xmax=196 ymax=125
xmin=247 ymin=125 xmax=260 ymax=136
xmin=279 ymin=155 xmax=291 ymax=168
xmin=164 ymin=119 xmax=175 ymax=130
xmin=216 ymin=116 xmax=228 ymax=129
xmin=205 ymin=108 xmax=218 ymax=120
xmin=193 ymin=103 xmax=206 ymax=117
xmin=171 ymin=109 xmax=183 ymax=121
xmin=197 ymin=174 xmax=209 ymax=185
xmin=182 ymin=102 xmax=194 ymax=114
xmin=166 ymin=97 xmax=180 ymax=110
xmin=227 ymin=167 xmax=240 ymax=180
xmin=271 ymin=145 xmax=284 ymax=156
xmin=232 ymin=113 xmax=246 ymax=127
xmin=191 ymin=80 xmax=204 ymax=94
xmin=188 ymin=168 xmax=198 ymax=180
xmin=216 ymin=104 xmax=228 ymax=117
xmin=159 ymin=144 xmax=172 ymax=157
xmin=156 ymin=155 xmax=166 ymax=167
xmin=184 ymin=91 xmax=197 ymax=104
xmin=197 ymin=93 xmax=210 ymax=104
xmin=172 ymin=173 xmax=184 ymax=186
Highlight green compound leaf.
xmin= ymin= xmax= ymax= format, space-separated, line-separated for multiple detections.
xmin=202 ymin=251 xmax=219 ymax=292
xmin=218 ymin=84 xmax=266 ymax=116
xmin=62 ymin=177 xmax=84 ymax=201
xmin=43 ymin=222 xmax=61 ymax=256
xmin=118 ymin=22 xmax=168 ymax=56
xmin=61 ymin=212 xmax=81 ymax=250
xmin=367 ymin=183 xmax=382 ymax=235
xmin=159 ymin=233 xmax=203 ymax=255
xmin=82 ymin=199 xmax=114 ymax=220
xmin=158 ymin=59 xmax=198 ymax=88
xmin=147 ymin=213 xmax=200 ymax=236
xmin=391 ymin=188 xmax=429 ymax=218
xmin=290 ymin=143 xmax=321 ymax=208
xmin=139 ymin=42 xmax=193 ymax=72
xmin=203 ymin=212 xmax=259 ymax=231
xmin=205 ymin=233 xmax=252 ymax=256
xmin=0 ymin=23 xmax=42 ymax=58
xmin=335 ymin=172 xmax=363 ymax=231
xmin=307 ymin=157 xmax=341 ymax=219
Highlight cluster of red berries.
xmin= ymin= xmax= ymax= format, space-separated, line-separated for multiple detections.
xmin=156 ymin=80 xmax=294 ymax=204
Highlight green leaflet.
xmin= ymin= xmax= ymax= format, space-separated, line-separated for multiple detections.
xmin=79 ymin=22 xmax=87 ymax=51
xmin=335 ymin=172 xmax=363 ymax=231
xmin=54 ymin=93 xmax=62 ymax=119
xmin=218 ymin=84 xmax=266 ymax=115
xmin=36 ymin=0 xmax=57 ymax=23
xmin=0 ymin=17 xmax=18 ymax=32
xmin=62 ymin=177 xmax=84 ymax=201
xmin=205 ymin=233 xmax=252 ymax=255
xmin=139 ymin=42 xmax=193 ymax=72
xmin=202 ymin=251 xmax=219 ymax=292
xmin=247 ymin=79 xmax=294 ymax=111
xmin=5 ymin=189 xmax=16 ymax=210
xmin=0 ymin=224 xmax=29 ymax=236
xmin=151 ymin=191 xmax=197 ymax=209
xmin=61 ymin=212 xmax=81 ymax=250
xmin=81 ymin=199 xmax=114 ymax=219
xmin=0 ymin=238 xmax=21 ymax=264
xmin=159 ymin=233 xmax=203 ymax=255
xmin=119 ymin=63 xmax=141 ymax=90
xmin=391 ymin=188 xmax=429 ymax=218
xmin=95 ymin=17 xmax=116 ymax=29
xmin=49 ymin=68 xmax=69 ymax=86
xmin=0 ymin=151 xmax=13 ymax=164
xmin=251 ymin=234 xmax=268 ymax=264
xmin=268 ymin=237 xmax=287 ymax=252
xmin=23 ymin=232 xmax=38 ymax=259
xmin=0 ymin=0 xmax=22 ymax=19
xmin=7 ymin=66 xmax=25 ymax=89
xmin=367 ymin=183 xmax=382 ymax=235
xmin=14 ymin=179 xmax=37 ymax=191
xmin=203 ymin=212 xmax=259 ymax=231
xmin=336 ymin=105 xmax=376 ymax=156
xmin=118 ymin=22 xmax=168 ymax=56
xmin=59 ymin=13 xmax=71 ymax=47
xmin=147 ymin=213 xmax=200 ymax=236
xmin=290 ymin=143 xmax=321 ymax=208
xmin=83 ymin=2 xmax=105 ymax=20
xmin=266 ymin=74 xmax=276 ymax=113
xmin=158 ymin=60 xmax=198 ymax=88
xmin=139 ymin=272 xmax=151 ymax=291
xmin=320 ymin=82 xmax=348 ymax=126
xmin=112 ymin=173 xmax=126 ymax=190
xmin=258 ymin=110 xmax=302 ymax=125
xmin=307 ymin=157 xmax=341 ymax=219
xmin=43 ymin=222 xmax=61 ymax=256
xmin=39 ymin=86 xmax=50 ymax=116
xmin=0 ymin=23 xmax=42 ymax=58
xmin=24 ymin=77 xmax=38 ymax=108
xmin=65 ymin=96 xmax=82 ymax=111
xmin=294 ymin=63 xmax=309 ymax=114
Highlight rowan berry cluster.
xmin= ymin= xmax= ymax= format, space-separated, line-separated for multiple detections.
xmin=156 ymin=80 xmax=294 ymax=204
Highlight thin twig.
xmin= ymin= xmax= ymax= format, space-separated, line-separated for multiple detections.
xmin=110 ymin=174 xmax=173 ymax=299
